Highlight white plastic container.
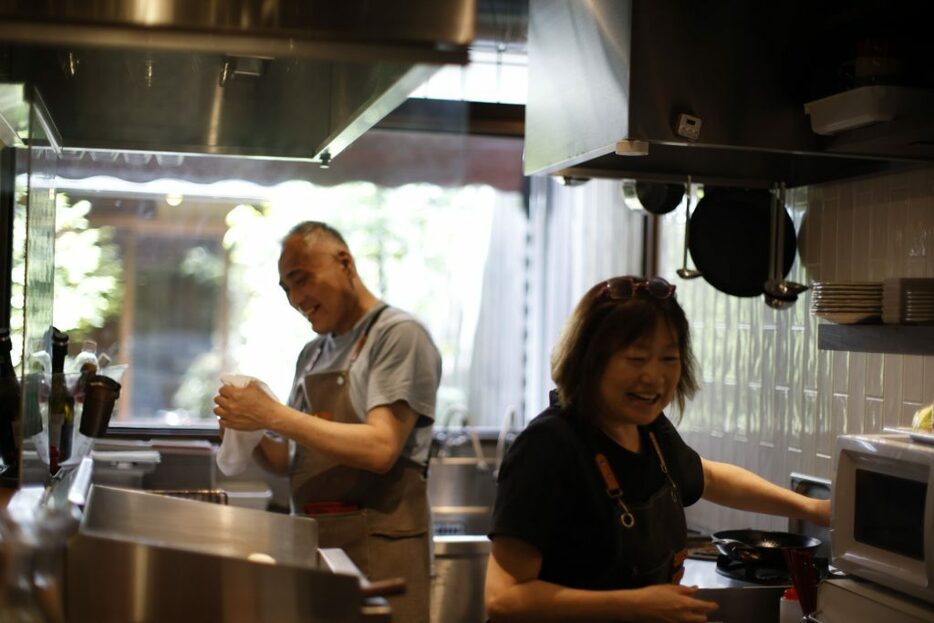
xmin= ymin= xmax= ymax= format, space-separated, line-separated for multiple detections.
xmin=222 ymin=480 xmax=273 ymax=510
xmin=803 ymin=86 xmax=934 ymax=135
xmin=779 ymin=586 xmax=802 ymax=623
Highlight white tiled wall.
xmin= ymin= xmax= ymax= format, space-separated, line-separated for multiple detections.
xmin=656 ymin=166 xmax=934 ymax=534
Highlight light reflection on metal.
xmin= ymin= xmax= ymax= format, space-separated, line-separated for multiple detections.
xmin=143 ymin=57 xmax=154 ymax=88
xmin=64 ymin=52 xmax=79 ymax=77
xmin=218 ymin=60 xmax=232 ymax=87
xmin=206 ymin=80 xmax=224 ymax=148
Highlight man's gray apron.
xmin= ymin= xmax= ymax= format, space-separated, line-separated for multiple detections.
xmin=291 ymin=306 xmax=430 ymax=623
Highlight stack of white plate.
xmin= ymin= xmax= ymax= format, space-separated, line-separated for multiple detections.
xmin=882 ymin=278 xmax=934 ymax=324
xmin=811 ymin=282 xmax=883 ymax=324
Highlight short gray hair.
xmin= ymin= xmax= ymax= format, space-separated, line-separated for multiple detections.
xmin=284 ymin=221 xmax=348 ymax=247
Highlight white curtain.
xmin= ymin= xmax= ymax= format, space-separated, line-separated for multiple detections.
xmin=524 ymin=176 xmax=646 ymax=421
xmin=464 ymin=193 xmax=529 ymax=428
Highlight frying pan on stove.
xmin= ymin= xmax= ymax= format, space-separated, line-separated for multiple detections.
xmin=712 ymin=529 xmax=821 ymax=569
xmin=688 ymin=187 xmax=796 ymax=297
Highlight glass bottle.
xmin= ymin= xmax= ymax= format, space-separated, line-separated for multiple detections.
xmin=47 ymin=330 xmax=73 ymax=474
xmin=0 ymin=329 xmax=20 ymax=480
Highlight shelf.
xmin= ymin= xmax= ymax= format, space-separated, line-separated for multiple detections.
xmin=817 ymin=324 xmax=934 ymax=355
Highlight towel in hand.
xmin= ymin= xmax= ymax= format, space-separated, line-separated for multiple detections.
xmin=215 ymin=374 xmax=279 ymax=476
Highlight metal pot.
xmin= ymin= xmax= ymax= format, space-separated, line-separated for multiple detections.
xmin=711 ymin=529 xmax=821 ymax=569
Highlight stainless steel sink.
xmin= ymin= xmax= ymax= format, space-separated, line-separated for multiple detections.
xmin=67 ymin=485 xmax=368 ymax=622
xmin=428 ymin=457 xmax=496 ymax=535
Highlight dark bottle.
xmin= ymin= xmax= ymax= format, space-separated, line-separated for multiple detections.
xmin=0 ymin=329 xmax=20 ymax=479
xmin=48 ymin=328 xmax=74 ymax=473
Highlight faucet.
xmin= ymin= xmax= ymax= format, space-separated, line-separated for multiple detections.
xmin=495 ymin=405 xmax=519 ymax=477
xmin=436 ymin=404 xmax=489 ymax=471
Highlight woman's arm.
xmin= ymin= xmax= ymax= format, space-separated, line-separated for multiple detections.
xmin=701 ymin=459 xmax=831 ymax=526
xmin=485 ymin=537 xmax=718 ymax=623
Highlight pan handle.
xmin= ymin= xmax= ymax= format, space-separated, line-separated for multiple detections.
xmin=712 ymin=537 xmax=762 ymax=562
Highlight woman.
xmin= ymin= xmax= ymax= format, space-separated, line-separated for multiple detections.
xmin=485 ymin=276 xmax=830 ymax=623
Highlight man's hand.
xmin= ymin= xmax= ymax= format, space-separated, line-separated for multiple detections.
xmin=213 ymin=382 xmax=276 ymax=431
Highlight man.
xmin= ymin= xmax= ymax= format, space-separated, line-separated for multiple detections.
xmin=214 ymin=221 xmax=442 ymax=623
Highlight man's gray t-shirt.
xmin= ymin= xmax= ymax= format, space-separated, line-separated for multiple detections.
xmin=287 ymin=304 xmax=442 ymax=465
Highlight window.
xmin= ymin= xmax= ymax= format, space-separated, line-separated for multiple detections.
xmin=42 ymin=148 xmax=527 ymax=430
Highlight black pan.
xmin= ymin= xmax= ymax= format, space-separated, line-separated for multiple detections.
xmin=688 ymin=187 xmax=796 ymax=297
xmin=712 ymin=529 xmax=821 ymax=569
xmin=635 ymin=181 xmax=684 ymax=215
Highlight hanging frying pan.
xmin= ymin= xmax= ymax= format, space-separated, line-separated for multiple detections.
xmin=621 ymin=180 xmax=685 ymax=215
xmin=688 ymin=187 xmax=796 ymax=297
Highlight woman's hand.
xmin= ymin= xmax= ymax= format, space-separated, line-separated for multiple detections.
xmin=213 ymin=382 xmax=275 ymax=431
xmin=628 ymin=584 xmax=718 ymax=623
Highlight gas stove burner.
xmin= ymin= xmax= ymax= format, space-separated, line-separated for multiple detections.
xmin=715 ymin=555 xmax=792 ymax=585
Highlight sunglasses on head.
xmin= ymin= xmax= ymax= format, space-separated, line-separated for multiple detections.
xmin=601 ymin=276 xmax=676 ymax=301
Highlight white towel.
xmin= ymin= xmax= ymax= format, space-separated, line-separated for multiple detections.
xmin=215 ymin=374 xmax=279 ymax=476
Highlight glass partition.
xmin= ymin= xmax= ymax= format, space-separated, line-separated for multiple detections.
xmin=5 ymin=86 xmax=61 ymax=487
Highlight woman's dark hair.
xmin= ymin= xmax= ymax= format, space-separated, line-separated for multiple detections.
xmin=550 ymin=276 xmax=699 ymax=423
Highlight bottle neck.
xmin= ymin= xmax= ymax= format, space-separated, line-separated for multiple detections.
xmin=51 ymin=343 xmax=66 ymax=375
xmin=0 ymin=336 xmax=14 ymax=379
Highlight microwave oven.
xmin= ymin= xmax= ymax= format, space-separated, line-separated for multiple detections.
xmin=832 ymin=433 xmax=934 ymax=605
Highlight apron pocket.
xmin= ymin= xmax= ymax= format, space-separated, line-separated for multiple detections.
xmin=312 ymin=510 xmax=370 ymax=576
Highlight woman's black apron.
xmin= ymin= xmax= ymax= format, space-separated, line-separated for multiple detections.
xmin=590 ymin=428 xmax=689 ymax=588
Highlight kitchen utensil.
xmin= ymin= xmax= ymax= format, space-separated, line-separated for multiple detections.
xmin=689 ymin=187 xmax=796 ymax=297
xmin=763 ymin=182 xmax=807 ymax=306
xmin=676 ymin=176 xmax=702 ymax=280
xmin=621 ymin=180 xmax=685 ymax=215
xmin=762 ymin=183 xmax=795 ymax=302
xmin=765 ymin=294 xmax=795 ymax=310
xmin=78 ymin=375 xmax=121 ymax=437
xmin=711 ymin=529 xmax=821 ymax=569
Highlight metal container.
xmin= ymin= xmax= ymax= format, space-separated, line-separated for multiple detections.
xmin=430 ymin=535 xmax=490 ymax=623
xmin=428 ymin=457 xmax=496 ymax=535
xmin=67 ymin=485 xmax=367 ymax=622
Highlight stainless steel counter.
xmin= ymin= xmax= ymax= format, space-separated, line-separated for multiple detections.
xmin=683 ymin=559 xmax=788 ymax=623
xmin=67 ymin=485 xmax=371 ymax=622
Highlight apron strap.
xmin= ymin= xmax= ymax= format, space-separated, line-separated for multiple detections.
xmin=647 ymin=430 xmax=681 ymax=503
xmin=593 ymin=431 xmax=677 ymax=529
xmin=348 ymin=304 xmax=390 ymax=366
xmin=305 ymin=304 xmax=391 ymax=373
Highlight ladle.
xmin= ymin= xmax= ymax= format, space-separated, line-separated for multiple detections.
xmin=765 ymin=292 xmax=795 ymax=310
xmin=763 ymin=182 xmax=807 ymax=307
xmin=676 ymin=176 xmax=702 ymax=280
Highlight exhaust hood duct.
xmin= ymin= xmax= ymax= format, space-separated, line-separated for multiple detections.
xmin=0 ymin=0 xmax=475 ymax=163
xmin=525 ymin=0 xmax=933 ymax=188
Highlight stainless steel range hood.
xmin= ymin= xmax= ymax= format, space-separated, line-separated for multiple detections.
xmin=0 ymin=0 xmax=475 ymax=162
xmin=525 ymin=0 xmax=934 ymax=188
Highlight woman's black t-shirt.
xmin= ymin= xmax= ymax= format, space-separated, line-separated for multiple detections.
xmin=489 ymin=397 xmax=705 ymax=590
